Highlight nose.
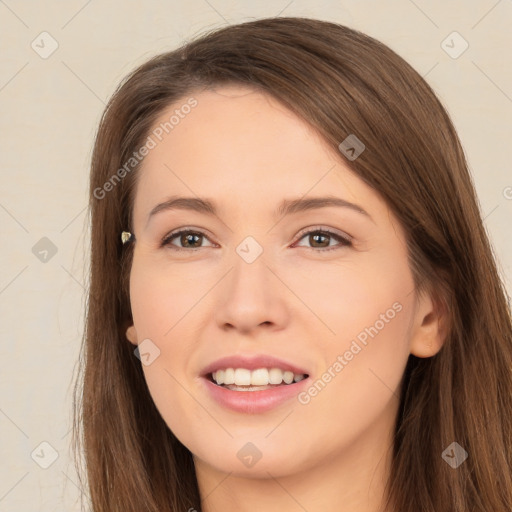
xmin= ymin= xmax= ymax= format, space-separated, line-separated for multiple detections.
xmin=214 ymin=250 xmax=290 ymax=335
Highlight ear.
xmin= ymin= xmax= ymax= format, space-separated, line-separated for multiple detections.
xmin=125 ymin=324 xmax=138 ymax=346
xmin=409 ymin=287 xmax=448 ymax=358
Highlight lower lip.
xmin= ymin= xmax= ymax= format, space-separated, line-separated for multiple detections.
xmin=201 ymin=376 xmax=309 ymax=414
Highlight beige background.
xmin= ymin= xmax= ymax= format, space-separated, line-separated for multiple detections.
xmin=1 ymin=1 xmax=511 ymax=510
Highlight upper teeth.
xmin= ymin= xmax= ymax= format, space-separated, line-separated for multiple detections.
xmin=212 ymin=368 xmax=306 ymax=386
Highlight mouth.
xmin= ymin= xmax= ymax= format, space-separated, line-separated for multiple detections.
xmin=200 ymin=361 xmax=311 ymax=413
xmin=206 ymin=367 xmax=309 ymax=392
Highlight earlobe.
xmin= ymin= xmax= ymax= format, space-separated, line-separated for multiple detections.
xmin=126 ymin=325 xmax=138 ymax=345
xmin=409 ymin=290 xmax=448 ymax=358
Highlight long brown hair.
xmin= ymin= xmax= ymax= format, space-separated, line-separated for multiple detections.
xmin=72 ymin=17 xmax=512 ymax=511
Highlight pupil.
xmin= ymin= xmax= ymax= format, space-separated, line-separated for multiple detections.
xmin=312 ymin=233 xmax=328 ymax=247
xmin=183 ymin=233 xmax=201 ymax=247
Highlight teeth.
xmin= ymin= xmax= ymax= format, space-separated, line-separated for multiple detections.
xmin=234 ymin=368 xmax=251 ymax=386
xmin=224 ymin=368 xmax=235 ymax=385
xmin=251 ymin=368 xmax=269 ymax=386
xmin=269 ymin=367 xmax=283 ymax=384
xmin=211 ymin=367 xmax=307 ymax=387
xmin=283 ymin=371 xmax=294 ymax=384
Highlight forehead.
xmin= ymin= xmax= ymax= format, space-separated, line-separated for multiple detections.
xmin=132 ymin=84 xmax=386 ymax=224
xmin=144 ymin=85 xmax=333 ymax=171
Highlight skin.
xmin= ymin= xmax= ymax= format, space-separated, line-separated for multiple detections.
xmin=125 ymin=84 xmax=445 ymax=512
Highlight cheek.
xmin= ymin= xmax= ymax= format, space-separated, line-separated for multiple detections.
xmin=284 ymin=252 xmax=414 ymax=349
xmin=128 ymin=256 xmax=209 ymax=435
xmin=129 ymin=253 xmax=204 ymax=337
xmin=291 ymin=303 xmax=413 ymax=457
xmin=288 ymin=253 xmax=414 ymax=411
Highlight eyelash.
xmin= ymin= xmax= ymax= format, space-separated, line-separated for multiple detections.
xmin=160 ymin=227 xmax=352 ymax=253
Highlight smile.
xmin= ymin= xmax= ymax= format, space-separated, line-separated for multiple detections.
xmin=210 ymin=367 xmax=307 ymax=390
xmin=200 ymin=354 xmax=311 ymax=413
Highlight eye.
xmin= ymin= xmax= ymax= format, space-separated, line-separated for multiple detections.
xmin=160 ymin=229 xmax=216 ymax=251
xmin=160 ymin=227 xmax=352 ymax=252
xmin=293 ymin=227 xmax=352 ymax=252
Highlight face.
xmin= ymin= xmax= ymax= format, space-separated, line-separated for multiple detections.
xmin=126 ymin=84 xmax=440 ymax=480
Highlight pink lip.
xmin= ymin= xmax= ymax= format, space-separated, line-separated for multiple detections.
xmin=201 ymin=376 xmax=309 ymax=414
xmin=199 ymin=354 xmax=310 ymax=414
xmin=200 ymin=354 xmax=309 ymax=377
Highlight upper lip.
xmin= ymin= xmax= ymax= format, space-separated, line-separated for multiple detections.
xmin=201 ymin=354 xmax=310 ymax=377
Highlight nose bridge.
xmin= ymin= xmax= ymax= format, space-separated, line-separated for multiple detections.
xmin=231 ymin=241 xmax=269 ymax=295
xmin=229 ymin=240 xmax=273 ymax=307
xmin=214 ymin=237 xmax=288 ymax=332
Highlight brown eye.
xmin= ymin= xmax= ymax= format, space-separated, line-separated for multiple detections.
xmin=295 ymin=229 xmax=352 ymax=251
xmin=179 ymin=232 xmax=202 ymax=248
xmin=309 ymin=232 xmax=330 ymax=248
xmin=161 ymin=230 xmax=214 ymax=251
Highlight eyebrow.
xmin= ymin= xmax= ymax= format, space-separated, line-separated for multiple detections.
xmin=146 ymin=195 xmax=373 ymax=225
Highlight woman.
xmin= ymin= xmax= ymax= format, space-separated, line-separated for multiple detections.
xmin=72 ymin=16 xmax=512 ymax=512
